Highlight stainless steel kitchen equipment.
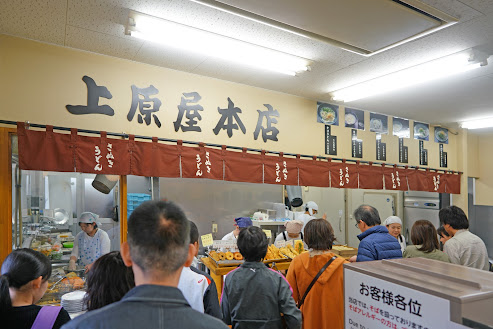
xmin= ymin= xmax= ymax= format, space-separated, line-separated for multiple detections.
xmin=404 ymin=191 xmax=440 ymax=243
xmin=345 ymin=258 xmax=493 ymax=328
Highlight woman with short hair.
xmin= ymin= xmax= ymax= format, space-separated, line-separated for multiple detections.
xmin=286 ymin=218 xmax=348 ymax=329
xmin=403 ymin=220 xmax=450 ymax=262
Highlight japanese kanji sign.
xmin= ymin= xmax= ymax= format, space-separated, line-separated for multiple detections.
xmin=383 ymin=166 xmax=408 ymax=191
xmin=263 ymin=153 xmax=298 ymax=186
xmin=74 ymin=132 xmax=130 ymax=175
xmin=180 ymin=145 xmax=223 ymax=180
xmin=330 ymin=162 xmax=358 ymax=189
xmin=66 ymin=76 xmax=282 ymax=143
xmin=345 ymin=269 xmax=463 ymax=329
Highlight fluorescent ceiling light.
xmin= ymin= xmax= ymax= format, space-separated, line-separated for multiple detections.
xmin=126 ymin=11 xmax=309 ymax=76
xmin=461 ymin=118 xmax=493 ymax=130
xmin=330 ymin=52 xmax=484 ymax=102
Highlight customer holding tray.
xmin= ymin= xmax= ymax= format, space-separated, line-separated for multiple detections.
xmin=69 ymin=212 xmax=110 ymax=273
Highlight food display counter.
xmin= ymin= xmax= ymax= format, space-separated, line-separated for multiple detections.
xmin=201 ymin=256 xmax=292 ymax=299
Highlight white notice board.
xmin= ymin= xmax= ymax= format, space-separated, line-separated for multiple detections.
xmin=344 ymin=269 xmax=467 ymax=329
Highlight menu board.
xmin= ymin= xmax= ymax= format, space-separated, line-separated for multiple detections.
xmin=317 ymin=102 xmax=339 ymax=125
xmin=419 ymin=140 xmax=428 ymax=166
xmin=414 ymin=122 xmax=430 ymax=141
xmin=325 ymin=125 xmax=337 ymax=155
xmin=393 ymin=117 xmax=410 ymax=138
xmin=439 ymin=144 xmax=448 ymax=168
xmin=351 ymin=129 xmax=363 ymax=158
xmin=376 ymin=135 xmax=387 ymax=161
xmin=399 ymin=138 xmax=408 ymax=163
xmin=345 ymin=108 xmax=365 ymax=130
xmin=435 ymin=127 xmax=449 ymax=144
xmin=370 ymin=113 xmax=388 ymax=134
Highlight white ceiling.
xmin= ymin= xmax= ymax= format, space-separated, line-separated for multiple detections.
xmin=2 ymin=0 xmax=493 ymax=129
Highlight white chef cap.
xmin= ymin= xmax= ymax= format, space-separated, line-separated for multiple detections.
xmin=305 ymin=201 xmax=318 ymax=216
xmin=78 ymin=212 xmax=100 ymax=225
xmin=383 ymin=216 xmax=402 ymax=226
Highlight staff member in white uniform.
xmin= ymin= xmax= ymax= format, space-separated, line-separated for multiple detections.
xmin=299 ymin=201 xmax=319 ymax=231
xmin=69 ymin=212 xmax=111 ymax=273
xmin=383 ymin=216 xmax=406 ymax=252
xmin=221 ymin=217 xmax=253 ymax=252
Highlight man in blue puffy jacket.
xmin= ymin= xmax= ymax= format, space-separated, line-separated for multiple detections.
xmin=349 ymin=205 xmax=402 ymax=262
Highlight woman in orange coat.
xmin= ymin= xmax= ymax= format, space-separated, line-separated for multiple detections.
xmin=286 ymin=218 xmax=348 ymax=329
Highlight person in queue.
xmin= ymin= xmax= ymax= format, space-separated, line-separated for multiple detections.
xmin=1 ymin=248 xmax=71 ymax=329
xmin=69 ymin=212 xmax=110 ymax=273
xmin=437 ymin=226 xmax=452 ymax=248
xmin=349 ymin=205 xmax=402 ymax=262
xmin=84 ymin=251 xmax=135 ymax=311
xmin=298 ymin=201 xmax=319 ymax=230
xmin=62 ymin=200 xmax=228 ymax=329
xmin=403 ymin=220 xmax=450 ymax=262
xmin=275 ymin=220 xmax=304 ymax=243
xmin=439 ymin=206 xmax=489 ymax=270
xmin=178 ymin=220 xmax=222 ymax=319
xmin=221 ymin=226 xmax=302 ymax=329
xmin=286 ymin=218 xmax=347 ymax=329
xmin=383 ymin=216 xmax=406 ymax=253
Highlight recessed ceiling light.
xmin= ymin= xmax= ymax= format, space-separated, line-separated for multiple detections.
xmin=126 ymin=11 xmax=310 ymax=76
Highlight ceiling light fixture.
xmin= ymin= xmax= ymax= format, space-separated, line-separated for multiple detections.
xmin=461 ymin=118 xmax=493 ymax=130
xmin=126 ymin=11 xmax=310 ymax=76
xmin=330 ymin=51 xmax=487 ymax=102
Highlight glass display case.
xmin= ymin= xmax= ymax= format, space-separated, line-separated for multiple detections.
xmin=11 ymin=135 xmax=121 ymax=305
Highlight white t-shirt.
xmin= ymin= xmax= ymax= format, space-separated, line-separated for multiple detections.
xmin=178 ymin=266 xmax=209 ymax=313
xmin=71 ymin=229 xmax=111 ymax=266
xmin=221 ymin=231 xmax=239 ymax=252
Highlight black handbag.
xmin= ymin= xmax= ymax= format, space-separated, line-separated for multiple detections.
xmin=297 ymin=256 xmax=337 ymax=308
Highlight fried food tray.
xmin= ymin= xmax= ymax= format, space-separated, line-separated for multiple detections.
xmin=206 ymin=252 xmax=244 ymax=267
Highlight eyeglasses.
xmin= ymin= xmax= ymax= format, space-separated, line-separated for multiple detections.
xmin=355 ymin=221 xmax=360 ymax=228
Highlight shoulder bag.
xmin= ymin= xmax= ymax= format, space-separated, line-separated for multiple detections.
xmin=31 ymin=305 xmax=62 ymax=329
xmin=297 ymin=256 xmax=337 ymax=308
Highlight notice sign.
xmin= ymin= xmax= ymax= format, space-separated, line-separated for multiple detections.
xmin=439 ymin=144 xmax=448 ymax=168
xmin=213 ymin=240 xmax=237 ymax=249
xmin=419 ymin=140 xmax=428 ymax=166
xmin=344 ymin=269 xmax=465 ymax=329
xmin=263 ymin=229 xmax=272 ymax=238
xmin=201 ymin=233 xmax=214 ymax=247
xmin=398 ymin=138 xmax=408 ymax=163
xmin=325 ymin=125 xmax=337 ymax=155
xmin=376 ymin=136 xmax=387 ymax=161
xmin=352 ymin=129 xmax=363 ymax=158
